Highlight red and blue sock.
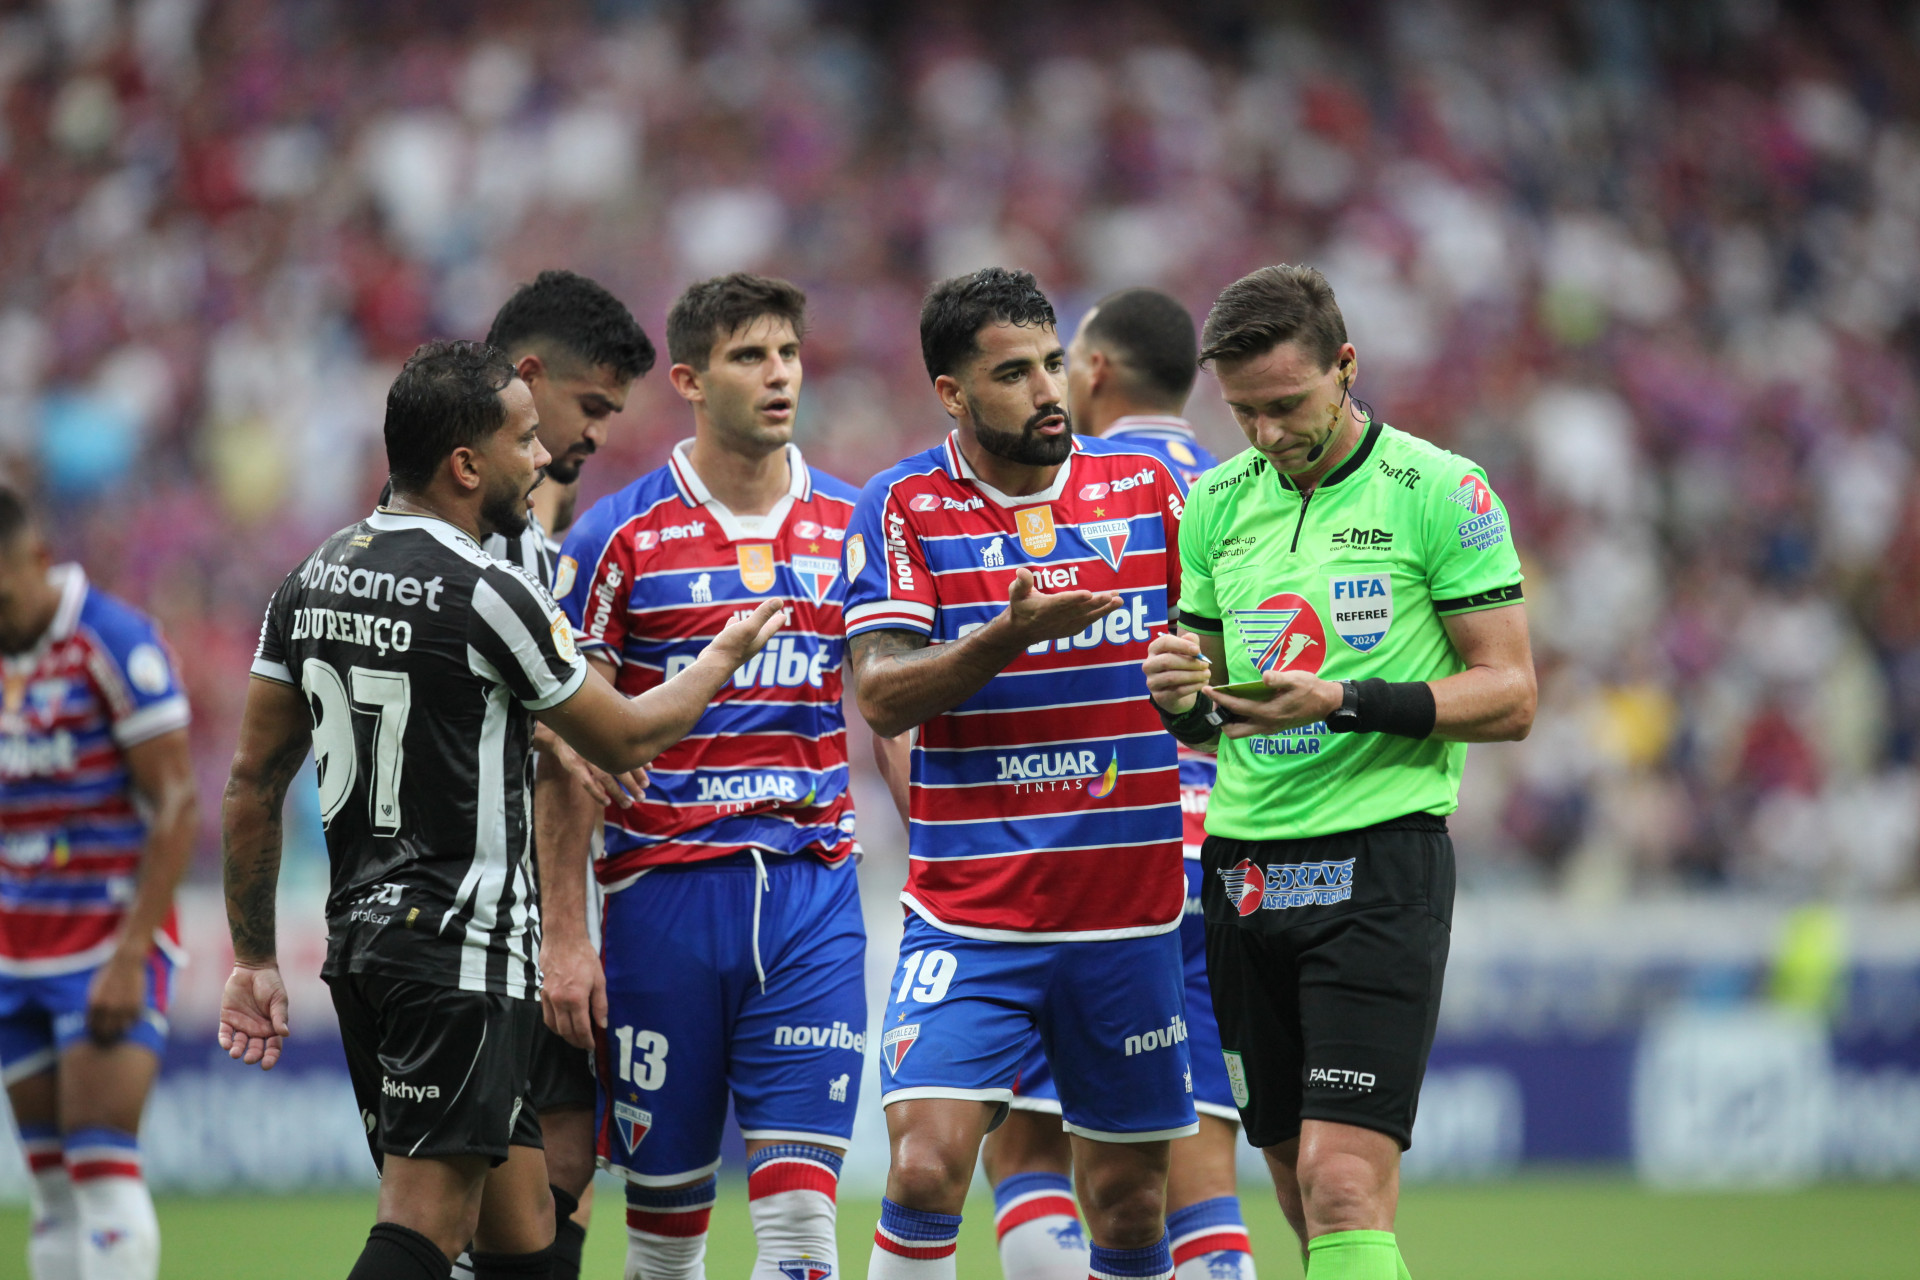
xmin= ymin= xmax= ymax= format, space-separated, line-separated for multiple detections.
xmin=1168 ymin=1197 xmax=1255 ymax=1280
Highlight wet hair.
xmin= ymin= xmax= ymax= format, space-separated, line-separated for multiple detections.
xmin=666 ymin=273 xmax=807 ymax=370
xmin=384 ymin=340 xmax=518 ymax=495
xmin=1198 ymin=264 xmax=1347 ymax=371
xmin=1081 ymin=288 xmax=1198 ymax=406
xmin=919 ymin=267 xmax=1057 ymax=382
xmin=486 ymin=269 xmax=655 ymax=382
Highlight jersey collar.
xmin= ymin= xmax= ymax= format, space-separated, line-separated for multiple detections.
xmin=667 ymin=439 xmax=811 ymax=543
xmin=1102 ymin=415 xmax=1196 ymax=440
xmin=941 ymin=430 xmax=1082 ymax=509
xmin=1277 ymin=417 xmax=1383 ymax=493
xmin=367 ymin=508 xmax=491 ymax=562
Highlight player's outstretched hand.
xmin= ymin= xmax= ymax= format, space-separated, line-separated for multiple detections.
xmin=1005 ymin=568 xmax=1122 ymax=645
xmin=84 ymin=950 xmax=147 ymax=1045
xmin=1208 ymin=669 xmax=1343 ymax=738
xmin=704 ymin=598 xmax=787 ymax=669
xmin=218 ymin=963 xmax=290 ymax=1070
xmin=1144 ymin=632 xmax=1212 ymax=714
xmin=541 ymin=935 xmax=608 ymax=1051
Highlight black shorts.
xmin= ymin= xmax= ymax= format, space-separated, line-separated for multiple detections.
xmin=526 ymin=1020 xmax=596 ymax=1113
xmin=1200 ymin=815 xmax=1454 ymax=1150
xmin=328 ymin=971 xmax=544 ymax=1168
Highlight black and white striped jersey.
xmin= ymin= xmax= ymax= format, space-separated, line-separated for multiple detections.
xmin=379 ymin=479 xmax=559 ymax=589
xmin=251 ymin=509 xmax=587 ymax=998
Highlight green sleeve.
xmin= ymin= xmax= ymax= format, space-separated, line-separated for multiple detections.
xmin=1177 ymin=485 xmax=1222 ymax=634
xmin=1424 ymin=462 xmax=1524 ymax=615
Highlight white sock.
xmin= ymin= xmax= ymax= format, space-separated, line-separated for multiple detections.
xmin=66 ymin=1129 xmax=158 ymax=1280
xmin=992 ymin=1172 xmax=1087 ymax=1280
xmin=868 ymin=1197 xmax=960 ymax=1280
xmin=747 ymin=1144 xmax=843 ymax=1280
xmin=23 ymin=1126 xmax=80 ymax=1280
xmin=1168 ymin=1196 xmax=1255 ymax=1280
xmin=625 ymin=1175 xmax=715 ymax=1280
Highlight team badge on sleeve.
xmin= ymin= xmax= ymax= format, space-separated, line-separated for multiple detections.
xmin=553 ymin=555 xmax=578 ymax=597
xmin=793 ymin=555 xmax=839 ymax=605
xmin=1081 ymin=519 xmax=1130 ymax=571
xmin=845 ymin=534 xmax=867 ymax=581
xmin=739 ymin=544 xmax=777 ymax=593
xmin=1015 ymin=506 xmax=1056 ymax=556
xmin=1328 ymin=573 xmax=1392 ymax=653
xmin=613 ymin=1100 xmax=653 ymax=1152
xmin=1232 ymin=594 xmax=1325 ymax=674
xmin=882 ymin=1024 xmax=920 ymax=1073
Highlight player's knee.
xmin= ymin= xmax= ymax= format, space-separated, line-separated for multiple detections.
xmin=1294 ymin=1150 xmax=1389 ymax=1231
xmin=886 ymin=1140 xmax=973 ymax=1210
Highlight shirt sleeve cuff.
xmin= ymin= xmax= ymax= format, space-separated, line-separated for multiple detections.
xmin=521 ymin=658 xmax=589 ymax=712
xmin=250 ymin=657 xmax=295 ymax=685
xmin=846 ymin=600 xmax=936 ymax=637
xmin=1432 ymin=583 xmax=1524 ymax=615
xmin=111 ymin=696 xmax=191 ymax=748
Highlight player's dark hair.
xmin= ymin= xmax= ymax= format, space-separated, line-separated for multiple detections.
xmin=0 ymin=486 xmax=31 ymax=546
xmin=1198 ymin=264 xmax=1347 ymax=372
xmin=384 ymin=340 xmax=519 ymax=496
xmin=666 ymin=273 xmax=807 ymax=370
xmin=1081 ymin=288 xmax=1198 ymax=407
xmin=485 ymin=269 xmax=655 ymax=382
xmin=920 ymin=267 xmax=1057 ymax=382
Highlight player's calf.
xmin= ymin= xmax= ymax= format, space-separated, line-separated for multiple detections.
xmin=65 ymin=1126 xmax=159 ymax=1280
xmin=746 ymin=1143 xmax=844 ymax=1280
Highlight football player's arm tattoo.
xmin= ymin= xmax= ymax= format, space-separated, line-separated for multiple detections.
xmin=221 ymin=678 xmax=313 ymax=966
xmin=848 ymin=626 xmax=1026 ymax=739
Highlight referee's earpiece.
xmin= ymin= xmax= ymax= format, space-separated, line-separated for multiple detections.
xmin=1306 ymin=364 xmax=1355 ymax=464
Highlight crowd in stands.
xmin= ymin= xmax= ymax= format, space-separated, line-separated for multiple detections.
xmin=3 ymin=0 xmax=1918 ymax=895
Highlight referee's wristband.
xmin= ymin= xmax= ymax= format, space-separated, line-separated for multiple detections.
xmin=1153 ymin=691 xmax=1235 ymax=746
xmin=1325 ymin=678 xmax=1436 ymax=739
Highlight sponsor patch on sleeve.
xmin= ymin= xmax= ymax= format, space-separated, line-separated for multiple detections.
xmin=553 ymin=555 xmax=578 ymax=598
xmin=550 ymin=614 xmax=579 ymax=664
xmin=1457 ymin=508 xmax=1509 ymax=550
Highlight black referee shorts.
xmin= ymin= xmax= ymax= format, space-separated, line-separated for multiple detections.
xmin=1200 ymin=815 xmax=1454 ymax=1151
xmin=526 ymin=1020 xmax=597 ymax=1113
xmin=328 ymin=971 xmax=544 ymax=1169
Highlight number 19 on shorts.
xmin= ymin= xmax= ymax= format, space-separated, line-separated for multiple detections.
xmin=895 ymin=949 xmax=957 ymax=1004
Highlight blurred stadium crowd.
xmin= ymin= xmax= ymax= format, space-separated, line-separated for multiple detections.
xmin=2 ymin=0 xmax=1918 ymax=897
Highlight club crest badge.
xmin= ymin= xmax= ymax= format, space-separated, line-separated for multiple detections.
xmin=552 ymin=555 xmax=578 ymax=598
xmin=612 ymin=1101 xmax=652 ymax=1152
xmin=1327 ymin=573 xmax=1393 ymax=653
xmin=778 ymin=1261 xmax=834 ymax=1280
xmin=738 ymin=544 xmax=777 ymax=593
xmin=792 ymin=555 xmax=838 ymax=605
xmin=1231 ymin=593 xmax=1325 ymax=674
xmin=1081 ymin=519 xmax=1130 ymax=571
xmin=882 ymin=1024 xmax=920 ymax=1073
xmin=1016 ymin=505 xmax=1056 ymax=556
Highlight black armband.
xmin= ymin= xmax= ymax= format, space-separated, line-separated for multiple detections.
xmin=1153 ymin=691 xmax=1237 ymax=746
xmin=1325 ymin=678 xmax=1436 ymax=739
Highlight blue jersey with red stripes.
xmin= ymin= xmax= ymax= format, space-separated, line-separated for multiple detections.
xmin=555 ymin=443 xmax=858 ymax=885
xmin=1103 ymin=415 xmax=1224 ymax=852
xmin=842 ymin=432 xmax=1187 ymax=940
xmin=0 ymin=566 xmax=189 ymax=976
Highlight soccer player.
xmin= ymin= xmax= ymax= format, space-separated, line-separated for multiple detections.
xmin=979 ymin=288 xmax=1256 ymax=1280
xmin=1145 ymin=265 xmax=1536 ymax=1280
xmin=548 ymin=273 xmax=865 ymax=1280
xmin=218 ymin=340 xmax=783 ymax=1280
xmin=484 ymin=268 xmax=656 ymax=1280
xmin=844 ymin=267 xmax=1193 ymax=1280
xmin=0 ymin=489 xmax=195 ymax=1280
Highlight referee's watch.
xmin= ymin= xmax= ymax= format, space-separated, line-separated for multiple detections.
xmin=1325 ymin=679 xmax=1362 ymax=733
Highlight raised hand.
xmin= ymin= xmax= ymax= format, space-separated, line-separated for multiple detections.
xmin=704 ymin=598 xmax=787 ymax=667
xmin=218 ymin=962 xmax=290 ymax=1070
xmin=1005 ymin=568 xmax=1123 ymax=645
xmin=1144 ymin=631 xmax=1213 ymax=714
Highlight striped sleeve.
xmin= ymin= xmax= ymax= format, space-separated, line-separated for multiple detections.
xmin=467 ymin=565 xmax=588 ymax=711
xmin=842 ymin=479 xmax=937 ymax=638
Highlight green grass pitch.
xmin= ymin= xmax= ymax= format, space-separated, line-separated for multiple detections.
xmin=2 ymin=1176 xmax=1916 ymax=1277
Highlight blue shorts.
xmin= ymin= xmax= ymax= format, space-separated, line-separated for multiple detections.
xmin=0 ymin=950 xmax=175 ymax=1086
xmin=596 ymin=853 xmax=867 ymax=1185
xmin=881 ymin=913 xmax=1197 ymax=1142
xmin=1010 ymin=860 xmax=1239 ymax=1123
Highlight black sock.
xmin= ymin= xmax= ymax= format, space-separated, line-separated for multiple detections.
xmin=548 ymin=1185 xmax=585 ymax=1280
xmin=346 ymin=1222 xmax=450 ymax=1280
xmin=469 ymin=1245 xmax=554 ymax=1279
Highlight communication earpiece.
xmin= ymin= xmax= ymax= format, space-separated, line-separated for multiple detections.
xmin=1306 ymin=363 xmax=1355 ymax=464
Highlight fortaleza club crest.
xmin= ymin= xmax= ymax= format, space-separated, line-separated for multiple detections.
xmin=778 ymin=1261 xmax=834 ymax=1280
xmin=738 ymin=544 xmax=777 ymax=593
xmin=1016 ymin=505 xmax=1056 ymax=556
xmin=792 ymin=554 xmax=838 ymax=605
xmin=882 ymin=1023 xmax=919 ymax=1073
xmin=1081 ymin=519 xmax=1130 ymax=571
xmin=612 ymin=1100 xmax=652 ymax=1153
xmin=1231 ymin=593 xmax=1325 ymax=674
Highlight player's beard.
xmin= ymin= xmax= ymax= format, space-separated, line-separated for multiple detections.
xmin=480 ymin=474 xmax=533 ymax=540
xmin=970 ymin=399 xmax=1074 ymax=467
xmin=543 ymin=441 xmax=594 ymax=486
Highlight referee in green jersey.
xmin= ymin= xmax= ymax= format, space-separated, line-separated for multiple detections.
xmin=1143 ymin=265 xmax=1535 ymax=1280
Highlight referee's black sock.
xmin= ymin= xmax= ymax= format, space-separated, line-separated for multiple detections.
xmin=469 ymin=1244 xmax=555 ymax=1278
xmin=548 ymin=1184 xmax=586 ymax=1280
xmin=346 ymin=1222 xmax=450 ymax=1280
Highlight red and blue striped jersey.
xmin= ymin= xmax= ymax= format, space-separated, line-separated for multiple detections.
xmin=0 ymin=566 xmax=189 ymax=976
xmin=842 ymin=432 xmax=1187 ymax=940
xmin=1103 ymin=416 xmax=1223 ymax=858
xmin=555 ymin=443 xmax=859 ymax=886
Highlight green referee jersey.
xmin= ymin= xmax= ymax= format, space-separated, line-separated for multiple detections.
xmin=1178 ymin=418 xmax=1524 ymax=840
